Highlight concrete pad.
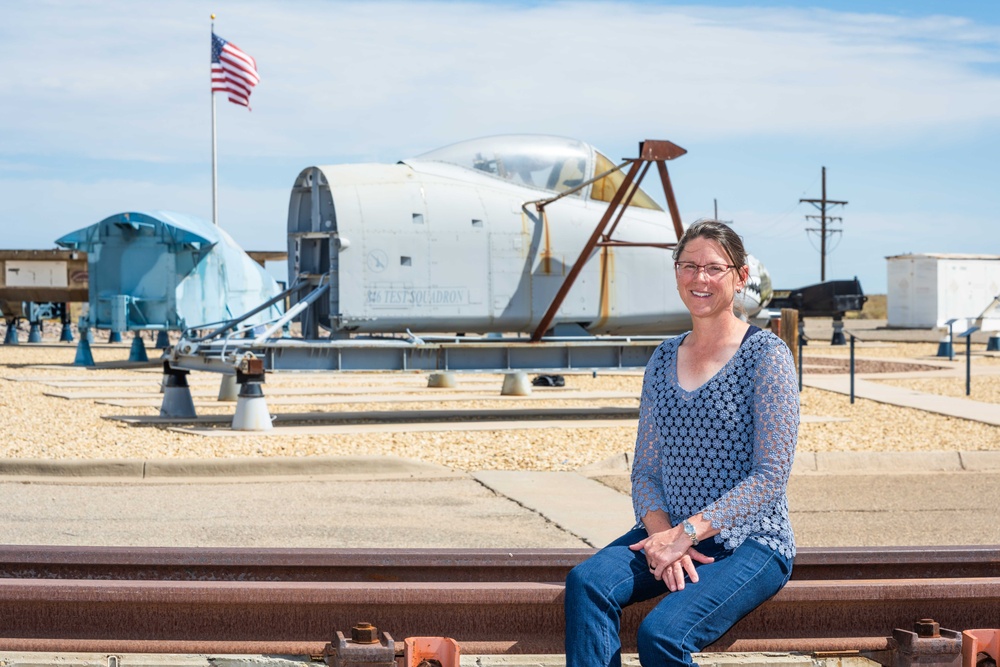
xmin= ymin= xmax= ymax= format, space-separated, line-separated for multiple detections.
xmin=473 ymin=471 xmax=633 ymax=548
xmin=960 ymin=450 xmax=1000 ymax=471
xmin=170 ymin=418 xmax=636 ymax=437
xmin=813 ymin=451 xmax=963 ymax=474
xmin=790 ymin=452 xmax=817 ymax=474
xmin=0 ymin=475 xmax=587 ymax=548
xmin=96 ymin=390 xmax=639 ymax=409
xmin=142 ymin=455 xmax=460 ymax=479
xmin=803 ymin=376 xmax=1000 ymax=426
xmin=0 ymin=459 xmax=145 ymax=478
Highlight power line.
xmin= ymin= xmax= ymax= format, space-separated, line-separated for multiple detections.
xmin=800 ymin=166 xmax=847 ymax=282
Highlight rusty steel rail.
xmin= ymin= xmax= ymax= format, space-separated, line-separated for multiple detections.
xmin=0 ymin=546 xmax=996 ymax=656
xmin=0 ymin=545 xmax=997 ymax=581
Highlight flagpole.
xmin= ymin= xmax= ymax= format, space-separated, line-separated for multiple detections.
xmin=211 ymin=15 xmax=219 ymax=226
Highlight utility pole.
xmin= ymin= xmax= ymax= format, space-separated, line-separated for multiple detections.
xmin=800 ymin=167 xmax=847 ymax=282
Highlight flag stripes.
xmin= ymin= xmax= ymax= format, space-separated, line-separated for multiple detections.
xmin=211 ymin=32 xmax=260 ymax=108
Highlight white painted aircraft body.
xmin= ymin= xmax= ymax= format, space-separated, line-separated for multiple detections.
xmin=287 ymin=135 xmax=771 ymax=337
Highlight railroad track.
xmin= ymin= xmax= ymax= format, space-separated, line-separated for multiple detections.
xmin=0 ymin=545 xmax=997 ymax=656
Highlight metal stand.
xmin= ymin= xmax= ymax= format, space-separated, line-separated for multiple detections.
xmin=217 ymin=374 xmax=239 ymax=402
xmin=27 ymin=321 xmax=42 ymax=343
xmin=128 ymin=333 xmax=149 ymax=362
xmin=155 ymin=330 xmax=170 ymax=349
xmin=988 ymin=334 xmax=1000 ymax=352
xmin=3 ymin=319 xmax=19 ymax=345
xmin=830 ymin=317 xmax=845 ymax=346
xmin=937 ymin=319 xmax=957 ymax=360
xmin=160 ymin=363 xmax=197 ymax=418
xmin=108 ymin=330 xmax=122 ymax=343
xmin=531 ymin=140 xmax=687 ymax=341
xmin=232 ymin=370 xmax=273 ymax=431
xmin=501 ymin=371 xmax=532 ymax=396
xmin=73 ymin=330 xmax=95 ymax=366
xmin=428 ymin=372 xmax=457 ymax=388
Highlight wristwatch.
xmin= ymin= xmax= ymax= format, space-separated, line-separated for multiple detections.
xmin=682 ymin=520 xmax=699 ymax=546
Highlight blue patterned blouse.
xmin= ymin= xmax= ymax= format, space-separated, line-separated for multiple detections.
xmin=631 ymin=329 xmax=799 ymax=558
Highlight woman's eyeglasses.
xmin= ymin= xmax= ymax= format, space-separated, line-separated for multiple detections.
xmin=674 ymin=261 xmax=736 ymax=278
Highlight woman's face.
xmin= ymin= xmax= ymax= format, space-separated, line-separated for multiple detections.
xmin=675 ymin=237 xmax=748 ymax=320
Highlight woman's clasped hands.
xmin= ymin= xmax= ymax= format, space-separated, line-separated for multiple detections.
xmin=629 ymin=527 xmax=715 ymax=592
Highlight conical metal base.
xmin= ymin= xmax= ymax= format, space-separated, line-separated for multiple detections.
xmin=160 ymin=386 xmax=197 ymax=418
xmin=160 ymin=367 xmax=197 ymax=417
xmin=59 ymin=323 xmax=74 ymax=342
xmin=128 ymin=334 xmax=149 ymax=362
xmin=108 ymin=331 xmax=122 ymax=343
xmin=427 ymin=372 xmax=457 ymax=388
xmin=155 ymin=330 xmax=170 ymax=349
xmin=3 ymin=323 xmax=18 ymax=345
xmin=988 ymin=336 xmax=1000 ymax=353
xmin=501 ymin=371 xmax=532 ymax=396
xmin=73 ymin=337 xmax=95 ymax=366
xmin=232 ymin=395 xmax=273 ymax=431
xmin=218 ymin=374 xmax=239 ymax=402
xmin=27 ymin=324 xmax=42 ymax=343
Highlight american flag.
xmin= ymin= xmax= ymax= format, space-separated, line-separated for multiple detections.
xmin=211 ymin=32 xmax=260 ymax=109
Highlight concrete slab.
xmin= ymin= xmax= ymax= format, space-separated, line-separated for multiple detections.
xmin=803 ymin=375 xmax=1000 ymax=426
xmin=813 ymin=451 xmax=964 ymax=474
xmin=959 ymin=450 xmax=1000 ymax=471
xmin=0 ymin=472 xmax=587 ymax=549
xmin=790 ymin=452 xmax=817 ymax=474
xmin=96 ymin=390 xmax=639 ymax=409
xmin=169 ymin=418 xmax=636 ymax=437
xmin=472 ymin=471 xmax=633 ymax=548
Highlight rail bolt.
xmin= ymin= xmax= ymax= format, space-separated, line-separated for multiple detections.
xmin=352 ymin=621 xmax=379 ymax=644
xmin=917 ymin=619 xmax=942 ymax=638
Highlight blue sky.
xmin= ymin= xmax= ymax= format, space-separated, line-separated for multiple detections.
xmin=2 ymin=1 xmax=998 ymax=294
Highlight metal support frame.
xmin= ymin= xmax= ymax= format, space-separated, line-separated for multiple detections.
xmin=530 ymin=139 xmax=687 ymax=342
xmin=169 ymin=335 xmax=667 ymax=376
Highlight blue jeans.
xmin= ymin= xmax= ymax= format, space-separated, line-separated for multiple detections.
xmin=565 ymin=528 xmax=792 ymax=667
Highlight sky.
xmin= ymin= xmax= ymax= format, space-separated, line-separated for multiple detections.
xmin=2 ymin=0 xmax=999 ymax=295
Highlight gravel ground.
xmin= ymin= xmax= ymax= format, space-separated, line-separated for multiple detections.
xmin=1 ymin=342 xmax=998 ymax=471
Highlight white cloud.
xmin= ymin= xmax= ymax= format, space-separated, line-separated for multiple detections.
xmin=2 ymin=1 xmax=1000 ymax=165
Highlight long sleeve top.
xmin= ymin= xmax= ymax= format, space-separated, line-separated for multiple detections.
xmin=630 ymin=329 xmax=799 ymax=559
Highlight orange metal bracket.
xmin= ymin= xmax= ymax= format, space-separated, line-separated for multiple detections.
xmin=530 ymin=139 xmax=687 ymax=342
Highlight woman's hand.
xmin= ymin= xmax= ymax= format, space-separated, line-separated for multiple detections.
xmin=629 ymin=528 xmax=715 ymax=591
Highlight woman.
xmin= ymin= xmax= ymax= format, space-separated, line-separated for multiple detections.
xmin=565 ymin=220 xmax=799 ymax=667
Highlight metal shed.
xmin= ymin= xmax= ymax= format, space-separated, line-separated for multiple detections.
xmin=56 ymin=211 xmax=283 ymax=334
xmin=886 ymin=253 xmax=1000 ymax=331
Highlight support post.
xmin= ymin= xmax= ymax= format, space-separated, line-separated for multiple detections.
xmin=59 ymin=304 xmax=74 ymax=343
xmin=73 ymin=329 xmax=95 ymax=366
xmin=3 ymin=319 xmax=19 ymax=345
xmin=128 ymin=332 xmax=149 ymax=362
xmin=232 ymin=358 xmax=272 ymax=431
xmin=160 ymin=362 xmax=197 ymax=418
xmin=530 ymin=139 xmax=687 ymax=342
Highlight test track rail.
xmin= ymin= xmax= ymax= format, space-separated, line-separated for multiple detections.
xmin=0 ymin=546 xmax=997 ymax=656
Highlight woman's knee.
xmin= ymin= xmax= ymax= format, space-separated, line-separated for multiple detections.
xmin=636 ymin=615 xmax=688 ymax=666
xmin=566 ymin=558 xmax=605 ymax=603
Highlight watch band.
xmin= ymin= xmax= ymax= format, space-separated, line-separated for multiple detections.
xmin=682 ymin=519 xmax=699 ymax=546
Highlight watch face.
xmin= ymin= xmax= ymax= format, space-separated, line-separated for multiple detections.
xmin=683 ymin=521 xmax=698 ymax=544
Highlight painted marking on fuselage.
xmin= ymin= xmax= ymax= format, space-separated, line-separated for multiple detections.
xmin=367 ymin=287 xmax=470 ymax=308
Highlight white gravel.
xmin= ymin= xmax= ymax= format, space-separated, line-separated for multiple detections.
xmin=0 ymin=342 xmax=997 ymax=471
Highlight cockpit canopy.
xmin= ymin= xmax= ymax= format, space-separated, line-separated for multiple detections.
xmin=413 ymin=135 xmax=662 ymax=210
